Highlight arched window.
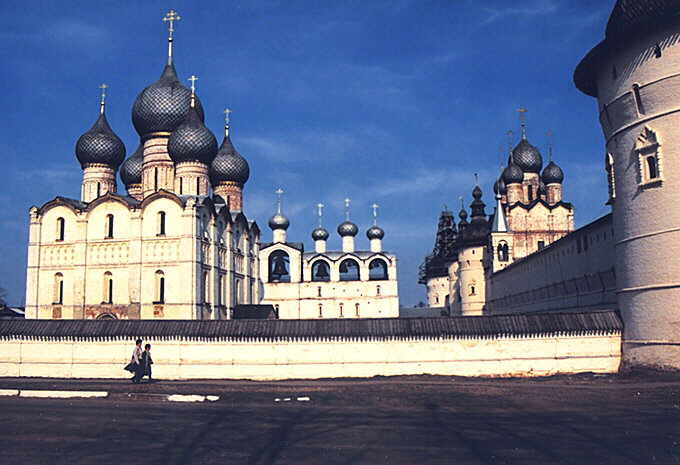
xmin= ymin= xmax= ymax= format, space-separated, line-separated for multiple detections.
xmin=235 ymin=279 xmax=242 ymax=305
xmin=103 ymin=272 xmax=113 ymax=304
xmin=56 ymin=217 xmax=65 ymax=241
xmin=469 ymin=283 xmax=476 ymax=296
xmin=339 ymin=258 xmax=360 ymax=281
xmin=647 ymin=156 xmax=659 ymax=180
xmin=218 ymin=275 xmax=224 ymax=306
xmin=355 ymin=303 xmax=360 ymax=317
xmin=318 ymin=303 xmax=323 ymax=318
xmin=527 ymin=185 xmax=534 ymax=202
xmin=155 ymin=270 xmax=165 ymax=304
xmin=105 ymin=214 xmax=114 ymax=239
xmin=154 ymin=168 xmax=159 ymax=192
xmin=97 ymin=313 xmax=117 ymax=320
xmin=632 ymin=83 xmax=644 ymax=115
xmin=368 ymin=259 xmax=388 ymax=281
xmin=179 ymin=176 xmax=183 ymax=195
xmin=203 ymin=271 xmax=210 ymax=304
xmin=196 ymin=178 xmax=200 ymax=195
xmin=268 ymin=250 xmax=290 ymax=283
xmin=497 ymin=242 xmax=509 ymax=262
xmin=311 ymin=260 xmax=330 ymax=282
xmin=158 ymin=211 xmax=166 ymax=236
xmin=54 ymin=273 xmax=64 ymax=304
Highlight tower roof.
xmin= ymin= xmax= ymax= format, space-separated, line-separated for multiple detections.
xmin=75 ymin=107 xmax=126 ymax=169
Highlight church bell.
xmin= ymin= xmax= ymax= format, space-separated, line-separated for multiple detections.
xmin=315 ymin=263 xmax=329 ymax=279
xmin=272 ymin=256 xmax=288 ymax=277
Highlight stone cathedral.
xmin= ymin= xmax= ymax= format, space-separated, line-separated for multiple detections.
xmin=25 ymin=11 xmax=261 ymax=320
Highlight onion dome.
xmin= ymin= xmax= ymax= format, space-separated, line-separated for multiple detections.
xmin=120 ymin=142 xmax=144 ymax=185
xmin=511 ymin=138 xmax=543 ymax=173
xmin=210 ymin=129 xmax=250 ymax=186
xmin=167 ymin=105 xmax=218 ymax=164
xmin=541 ymin=160 xmax=564 ymax=184
xmin=502 ymin=161 xmax=524 ymax=185
xmin=539 ymin=181 xmax=547 ymax=196
xmin=268 ymin=213 xmax=290 ymax=231
xmin=367 ymin=225 xmax=385 ymax=240
xmin=312 ymin=227 xmax=329 ymax=241
xmin=493 ymin=177 xmax=507 ymax=195
xmin=75 ymin=111 xmax=126 ymax=169
xmin=132 ymin=64 xmax=205 ymax=137
xmin=464 ymin=185 xmax=489 ymax=246
xmin=337 ymin=221 xmax=358 ymax=237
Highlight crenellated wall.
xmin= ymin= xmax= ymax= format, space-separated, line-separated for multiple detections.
xmin=487 ymin=214 xmax=616 ymax=314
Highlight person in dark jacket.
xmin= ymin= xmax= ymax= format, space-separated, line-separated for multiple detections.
xmin=134 ymin=343 xmax=153 ymax=383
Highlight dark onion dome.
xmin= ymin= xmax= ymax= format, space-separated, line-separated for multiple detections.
xmin=541 ymin=160 xmax=565 ymax=184
xmin=493 ymin=177 xmax=507 ymax=195
xmin=268 ymin=213 xmax=290 ymax=230
xmin=132 ymin=63 xmax=205 ymax=137
xmin=167 ymin=106 xmax=218 ymax=164
xmin=366 ymin=225 xmax=385 ymax=240
xmin=512 ymin=138 xmax=543 ymax=173
xmin=75 ymin=111 xmax=126 ymax=169
xmin=502 ymin=161 xmax=524 ymax=184
xmin=463 ymin=185 xmax=489 ymax=246
xmin=337 ymin=221 xmax=359 ymax=237
xmin=209 ymin=132 xmax=250 ymax=186
xmin=120 ymin=142 xmax=144 ymax=185
xmin=539 ymin=181 xmax=547 ymax=196
xmin=575 ymin=0 xmax=680 ymax=97
xmin=312 ymin=227 xmax=329 ymax=241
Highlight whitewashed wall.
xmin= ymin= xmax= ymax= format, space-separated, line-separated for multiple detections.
xmin=0 ymin=332 xmax=621 ymax=380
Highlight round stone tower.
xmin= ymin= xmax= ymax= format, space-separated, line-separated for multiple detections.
xmin=575 ymin=0 xmax=680 ymax=369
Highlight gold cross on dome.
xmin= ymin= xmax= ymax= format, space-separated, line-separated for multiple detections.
xmin=163 ymin=10 xmax=181 ymax=35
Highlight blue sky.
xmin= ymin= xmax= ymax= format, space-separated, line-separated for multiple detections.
xmin=0 ymin=0 xmax=614 ymax=306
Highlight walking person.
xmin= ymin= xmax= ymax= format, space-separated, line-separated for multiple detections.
xmin=135 ymin=343 xmax=154 ymax=383
xmin=125 ymin=339 xmax=143 ymax=382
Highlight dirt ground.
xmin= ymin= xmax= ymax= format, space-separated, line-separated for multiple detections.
xmin=1 ymin=372 xmax=679 ymax=465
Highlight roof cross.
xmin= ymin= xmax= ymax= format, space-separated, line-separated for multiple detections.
xmin=372 ymin=203 xmax=379 ymax=225
xmin=188 ymin=75 xmax=198 ymax=107
xmin=517 ymin=107 xmax=528 ymax=139
xmin=99 ymin=83 xmax=108 ymax=114
xmin=317 ymin=203 xmax=324 ymax=226
xmin=275 ymin=188 xmax=284 ymax=214
xmin=224 ymin=108 xmax=232 ymax=136
xmin=547 ymin=129 xmax=554 ymax=161
xmin=162 ymin=10 xmax=181 ymax=65
xmin=344 ymin=198 xmax=351 ymax=221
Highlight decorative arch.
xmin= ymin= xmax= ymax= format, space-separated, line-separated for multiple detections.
xmin=86 ymin=192 xmax=137 ymax=213
xmin=497 ymin=241 xmax=509 ymax=262
xmin=368 ymin=258 xmax=388 ymax=281
xmin=311 ymin=259 xmax=331 ymax=282
xmin=96 ymin=313 xmax=117 ymax=320
xmin=339 ymin=258 xmax=360 ymax=281
xmin=268 ymin=249 xmax=291 ymax=283
xmin=139 ymin=189 xmax=185 ymax=211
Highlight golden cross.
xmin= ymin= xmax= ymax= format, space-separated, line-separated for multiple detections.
xmin=163 ymin=10 xmax=181 ymax=36
xmin=99 ymin=83 xmax=108 ymax=113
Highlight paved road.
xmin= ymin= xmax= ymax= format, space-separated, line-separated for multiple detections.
xmin=1 ymin=375 xmax=679 ymax=465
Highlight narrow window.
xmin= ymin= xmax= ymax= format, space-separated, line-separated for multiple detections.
xmin=105 ymin=214 xmax=114 ymax=238
xmin=647 ymin=156 xmax=659 ymax=179
xmin=538 ymin=240 xmax=545 ymax=250
xmin=376 ymin=285 xmax=381 ymax=296
xmin=632 ymin=84 xmax=644 ymax=115
xmin=158 ymin=211 xmax=166 ymax=236
xmin=355 ymin=303 xmax=360 ymax=317
xmin=154 ymin=168 xmax=159 ymax=192
xmin=196 ymin=178 xmax=200 ymax=195
xmin=218 ymin=275 xmax=224 ymax=305
xmin=527 ymin=185 xmax=534 ymax=202
xmin=654 ymin=43 xmax=662 ymax=58
xmin=203 ymin=271 xmax=210 ymax=304
xmin=155 ymin=270 xmax=165 ymax=304
xmin=103 ymin=272 xmax=113 ymax=304
xmin=179 ymin=177 xmax=183 ymax=195
xmin=54 ymin=273 xmax=64 ymax=304
xmin=339 ymin=303 xmax=344 ymax=318
xmin=56 ymin=217 xmax=65 ymax=241
xmin=318 ymin=303 xmax=323 ymax=318
xmin=435 ymin=296 xmax=439 ymax=304
xmin=317 ymin=286 xmax=322 ymax=297
xmin=470 ymin=285 xmax=476 ymax=296
xmin=97 ymin=182 xmax=101 ymax=198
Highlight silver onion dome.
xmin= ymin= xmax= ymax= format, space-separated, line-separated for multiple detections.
xmin=167 ymin=106 xmax=218 ymax=164
xmin=120 ymin=142 xmax=144 ymax=185
xmin=75 ymin=111 xmax=126 ymax=169
xmin=210 ymin=133 xmax=250 ymax=186
xmin=541 ymin=160 xmax=564 ymax=184
xmin=131 ymin=64 xmax=205 ymax=137
xmin=366 ymin=225 xmax=385 ymax=240
xmin=511 ymin=138 xmax=543 ymax=173
xmin=312 ymin=227 xmax=329 ymax=241
xmin=502 ymin=161 xmax=524 ymax=185
xmin=337 ymin=221 xmax=358 ymax=237
xmin=269 ymin=213 xmax=290 ymax=230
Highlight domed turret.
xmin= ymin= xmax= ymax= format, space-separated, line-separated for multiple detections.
xmin=210 ymin=111 xmax=250 ymax=211
xmin=511 ymin=138 xmax=543 ymax=173
xmin=269 ymin=213 xmax=290 ymax=231
xmin=312 ymin=227 xmax=329 ymax=241
xmin=167 ymin=106 xmax=217 ymax=165
xmin=76 ymin=110 xmax=125 ymax=169
xmin=337 ymin=221 xmax=358 ymax=237
xmin=77 ymin=85 xmax=126 ymax=203
xmin=493 ymin=177 xmax=507 ymax=196
xmin=541 ymin=160 xmax=564 ymax=184
xmin=366 ymin=225 xmax=384 ymax=240
xmin=132 ymin=64 xmax=205 ymax=138
xmin=269 ymin=188 xmax=289 ymax=243
xmin=463 ymin=184 xmax=488 ymax=247
xmin=120 ymin=142 xmax=143 ymax=186
xmin=502 ymin=161 xmax=523 ymax=185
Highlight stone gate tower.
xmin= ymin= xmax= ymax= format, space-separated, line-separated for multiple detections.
xmin=575 ymin=0 xmax=680 ymax=369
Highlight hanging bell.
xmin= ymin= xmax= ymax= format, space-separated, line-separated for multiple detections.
xmin=315 ymin=263 xmax=330 ymax=279
xmin=339 ymin=261 xmax=348 ymax=273
xmin=272 ymin=256 xmax=288 ymax=276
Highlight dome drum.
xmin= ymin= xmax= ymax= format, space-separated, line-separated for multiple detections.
xmin=167 ymin=107 xmax=218 ymax=165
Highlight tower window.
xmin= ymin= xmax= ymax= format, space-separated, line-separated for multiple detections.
xmin=311 ymin=260 xmax=330 ymax=282
xmin=203 ymin=271 xmax=210 ymax=304
xmin=339 ymin=259 xmax=360 ymax=281
xmin=97 ymin=183 xmax=101 ymax=198
xmin=497 ymin=242 xmax=509 ymax=262
xmin=196 ymin=178 xmax=200 ymax=195
xmin=538 ymin=240 xmax=545 ymax=250
xmin=654 ymin=43 xmax=662 ymax=58
xmin=54 ymin=273 xmax=64 ymax=305
xmin=368 ymin=259 xmax=388 ymax=280
xmin=268 ymin=250 xmax=291 ymax=283
xmin=158 ymin=211 xmax=166 ymax=236
xmin=317 ymin=286 xmax=322 ymax=297
xmin=56 ymin=217 xmax=65 ymax=241
xmin=376 ymin=285 xmax=381 ymax=296
xmin=155 ymin=270 xmax=165 ymax=304
xmin=154 ymin=168 xmax=159 ymax=192
xmin=606 ymin=153 xmax=616 ymax=201
xmin=355 ymin=303 xmax=360 ymax=317
xmin=179 ymin=177 xmax=183 ymax=195
xmin=527 ymin=185 xmax=534 ymax=202
xmin=636 ymin=126 xmax=663 ymax=186
xmin=105 ymin=214 xmax=114 ymax=239
xmin=318 ymin=303 xmax=323 ymax=318
xmin=103 ymin=272 xmax=113 ymax=304
xmin=632 ymin=84 xmax=644 ymax=115
xmin=339 ymin=303 xmax=344 ymax=318
xmin=646 ymin=156 xmax=659 ymax=180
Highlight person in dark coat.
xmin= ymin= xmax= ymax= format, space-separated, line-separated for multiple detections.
xmin=125 ymin=339 xmax=143 ymax=382
xmin=134 ymin=344 xmax=153 ymax=383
